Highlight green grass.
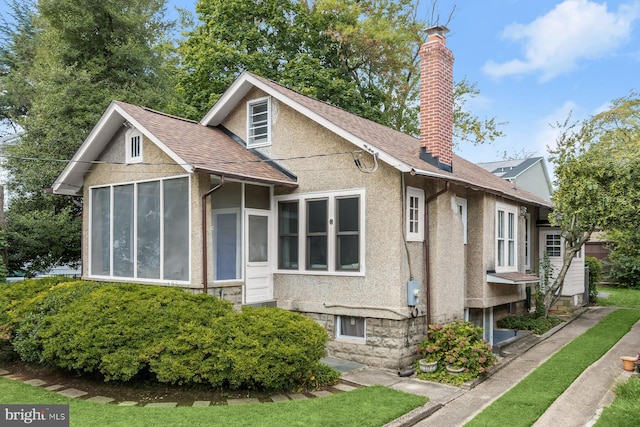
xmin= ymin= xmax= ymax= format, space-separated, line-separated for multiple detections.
xmin=597 ymin=286 xmax=640 ymax=308
xmin=0 ymin=378 xmax=427 ymax=427
xmin=466 ymin=309 xmax=640 ymax=427
xmin=595 ymin=377 xmax=640 ymax=426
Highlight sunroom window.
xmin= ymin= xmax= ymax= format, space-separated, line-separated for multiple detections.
xmin=90 ymin=176 xmax=189 ymax=282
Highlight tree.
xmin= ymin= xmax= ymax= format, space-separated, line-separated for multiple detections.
xmin=177 ymin=0 xmax=503 ymax=144
xmin=546 ymin=92 xmax=640 ymax=313
xmin=1 ymin=0 xmax=179 ymax=275
xmin=0 ymin=0 xmax=38 ymax=136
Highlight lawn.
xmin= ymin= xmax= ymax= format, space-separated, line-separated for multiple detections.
xmin=595 ymin=377 xmax=640 ymax=426
xmin=465 ymin=308 xmax=640 ymax=427
xmin=0 ymin=378 xmax=427 ymax=427
xmin=597 ymin=285 xmax=640 ymax=308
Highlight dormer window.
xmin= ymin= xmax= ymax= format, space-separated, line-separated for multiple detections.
xmin=247 ymin=97 xmax=271 ymax=147
xmin=126 ymin=128 xmax=143 ymax=164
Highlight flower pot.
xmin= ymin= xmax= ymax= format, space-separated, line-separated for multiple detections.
xmin=418 ymin=359 xmax=438 ymax=373
xmin=620 ymin=356 xmax=636 ymax=372
xmin=446 ymin=365 xmax=465 ymax=374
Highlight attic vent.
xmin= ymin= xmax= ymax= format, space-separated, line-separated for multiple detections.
xmin=125 ymin=128 xmax=143 ymax=164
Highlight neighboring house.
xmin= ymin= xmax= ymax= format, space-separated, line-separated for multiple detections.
xmin=477 ymin=157 xmax=552 ymax=202
xmin=53 ymin=27 xmax=553 ymax=369
xmin=479 ymin=157 xmax=587 ymax=311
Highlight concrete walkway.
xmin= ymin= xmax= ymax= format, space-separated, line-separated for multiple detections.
xmin=401 ymin=306 xmax=638 ymax=426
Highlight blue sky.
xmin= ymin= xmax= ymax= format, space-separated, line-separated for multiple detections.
xmin=166 ymin=0 xmax=640 ymax=166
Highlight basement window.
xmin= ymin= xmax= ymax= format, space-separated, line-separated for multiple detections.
xmin=337 ymin=316 xmax=365 ymax=340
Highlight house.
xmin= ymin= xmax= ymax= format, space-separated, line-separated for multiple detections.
xmin=52 ymin=27 xmax=553 ymax=369
xmin=477 ymin=157 xmax=552 ymax=202
xmin=479 ymin=157 xmax=588 ymax=311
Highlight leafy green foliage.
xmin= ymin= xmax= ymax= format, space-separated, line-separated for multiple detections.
xmin=0 ymin=229 xmax=7 ymax=282
xmin=179 ymin=0 xmax=503 ymax=144
xmin=11 ymin=281 xmax=103 ymax=362
xmin=416 ymin=320 xmax=497 ymax=382
xmin=585 ymin=256 xmax=603 ymax=302
xmin=1 ymin=0 xmax=179 ymax=273
xmin=154 ymin=306 xmax=332 ymax=391
xmin=496 ymin=315 xmax=563 ymax=335
xmin=0 ymin=277 xmax=74 ymax=335
xmin=38 ymin=284 xmax=233 ymax=381
xmin=547 ymin=93 xmax=640 ymax=313
xmin=605 ymin=229 xmax=640 ymax=289
xmin=3 ymin=278 xmax=335 ymax=391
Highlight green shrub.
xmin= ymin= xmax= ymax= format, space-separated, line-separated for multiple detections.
xmin=497 ymin=315 xmax=563 ymax=335
xmin=155 ymin=306 xmax=334 ymax=391
xmin=585 ymin=256 xmax=603 ymax=303
xmin=0 ymin=277 xmax=75 ymax=339
xmin=417 ymin=321 xmax=497 ymax=379
xmin=12 ymin=281 xmax=103 ymax=362
xmin=38 ymin=284 xmax=233 ymax=381
xmin=6 ymin=280 xmax=337 ymax=391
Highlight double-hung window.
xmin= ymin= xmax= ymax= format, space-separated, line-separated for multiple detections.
xmin=545 ymin=233 xmax=562 ymax=257
xmin=247 ymin=97 xmax=271 ymax=147
xmin=496 ymin=202 xmax=517 ymax=272
xmin=125 ymin=128 xmax=143 ymax=164
xmin=406 ymin=187 xmax=424 ymax=241
xmin=276 ymin=190 xmax=364 ymax=275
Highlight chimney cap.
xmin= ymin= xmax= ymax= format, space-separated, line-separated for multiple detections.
xmin=425 ymin=26 xmax=450 ymax=38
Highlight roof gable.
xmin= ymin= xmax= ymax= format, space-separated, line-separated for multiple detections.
xmin=201 ymin=72 xmax=552 ymax=208
xmin=53 ymin=100 xmax=297 ymax=195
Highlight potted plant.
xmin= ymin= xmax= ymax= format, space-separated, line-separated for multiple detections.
xmin=423 ymin=321 xmax=498 ymax=377
xmin=416 ymin=342 xmax=441 ymax=373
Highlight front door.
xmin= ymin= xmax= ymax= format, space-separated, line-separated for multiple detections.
xmin=244 ymin=210 xmax=272 ymax=303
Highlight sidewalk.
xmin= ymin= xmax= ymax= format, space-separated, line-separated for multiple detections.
xmin=338 ymin=306 xmax=639 ymax=427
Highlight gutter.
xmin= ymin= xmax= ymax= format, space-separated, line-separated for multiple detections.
xmin=202 ymin=176 xmax=225 ymax=293
xmin=424 ymin=181 xmax=450 ymax=326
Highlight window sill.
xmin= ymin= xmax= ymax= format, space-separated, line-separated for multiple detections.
xmin=274 ymin=269 xmax=365 ymax=277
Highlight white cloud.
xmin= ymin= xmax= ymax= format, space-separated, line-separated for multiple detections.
xmin=483 ymin=0 xmax=640 ymax=82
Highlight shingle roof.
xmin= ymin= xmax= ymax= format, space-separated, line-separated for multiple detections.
xmin=477 ymin=157 xmax=544 ymax=179
xmin=247 ymin=74 xmax=552 ymax=208
xmin=114 ymin=102 xmax=296 ymax=186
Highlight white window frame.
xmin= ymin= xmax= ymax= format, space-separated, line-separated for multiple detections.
xmin=336 ymin=316 xmax=366 ymax=341
xmin=125 ymin=128 xmax=143 ymax=164
xmin=544 ymin=231 xmax=562 ymax=258
xmin=274 ymin=189 xmax=365 ymax=276
xmin=455 ymin=197 xmax=468 ymax=244
xmin=247 ymin=96 xmax=271 ymax=148
xmin=88 ymin=175 xmax=191 ymax=284
xmin=496 ymin=202 xmax=518 ymax=273
xmin=406 ymin=187 xmax=424 ymax=242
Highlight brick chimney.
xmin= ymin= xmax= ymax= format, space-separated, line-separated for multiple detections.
xmin=419 ymin=26 xmax=454 ymax=173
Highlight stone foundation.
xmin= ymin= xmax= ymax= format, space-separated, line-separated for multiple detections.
xmin=301 ymin=312 xmax=427 ymax=370
xmin=549 ymin=294 xmax=584 ymax=313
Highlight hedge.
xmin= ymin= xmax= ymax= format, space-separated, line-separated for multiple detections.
xmin=0 ymin=278 xmax=337 ymax=391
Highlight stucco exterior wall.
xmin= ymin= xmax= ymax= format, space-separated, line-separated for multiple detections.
xmin=221 ymin=89 xmax=414 ymax=321
xmin=81 ymin=127 xmax=201 ymax=289
xmin=428 ymin=187 xmax=466 ymax=324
